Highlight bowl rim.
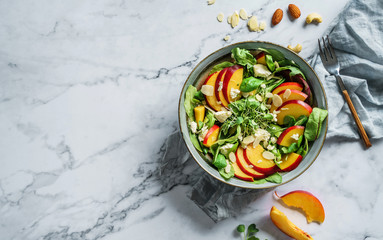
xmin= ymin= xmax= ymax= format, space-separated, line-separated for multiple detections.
xmin=178 ymin=40 xmax=328 ymax=189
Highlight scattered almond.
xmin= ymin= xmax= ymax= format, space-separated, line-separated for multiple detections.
xmin=306 ymin=13 xmax=323 ymax=24
xmin=217 ymin=13 xmax=224 ymax=22
xmin=207 ymin=0 xmax=216 ymax=5
xmin=288 ymin=44 xmax=302 ymax=53
xmin=259 ymin=21 xmax=266 ymax=30
xmin=283 ymin=89 xmax=292 ymax=99
xmin=247 ymin=16 xmax=259 ymax=31
xmin=288 ymin=4 xmax=301 ymax=19
xmin=262 ymin=151 xmax=275 ymax=160
xmin=239 ymin=8 xmax=248 ymax=20
xmin=231 ymin=11 xmax=240 ymax=28
xmin=272 ymin=94 xmax=283 ymax=107
xmin=227 ymin=15 xmax=232 ymax=24
xmin=201 ymin=85 xmax=214 ymax=96
xmin=272 ymin=8 xmax=283 ymax=25
xmin=229 ymin=152 xmax=237 ymax=163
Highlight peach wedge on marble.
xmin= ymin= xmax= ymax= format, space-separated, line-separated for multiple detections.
xmin=270 ymin=206 xmax=314 ymax=240
xmin=275 ymin=190 xmax=325 ymax=223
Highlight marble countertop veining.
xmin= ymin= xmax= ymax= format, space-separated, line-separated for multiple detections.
xmin=1 ymin=0 xmax=383 ymax=239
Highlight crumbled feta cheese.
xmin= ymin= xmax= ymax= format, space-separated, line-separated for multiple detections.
xmin=270 ymin=137 xmax=277 ymax=144
xmin=255 ymin=94 xmax=263 ymax=102
xmin=190 ymin=121 xmax=197 ymax=133
xmin=230 ymin=89 xmax=241 ymax=99
xmin=229 ymin=152 xmax=236 ymax=163
xmin=201 ymin=85 xmax=214 ymax=96
xmin=237 ymin=132 xmax=243 ymax=141
xmin=263 ymin=141 xmax=269 ymax=148
xmin=224 ymin=160 xmax=231 ymax=173
xmin=220 ymin=143 xmax=234 ymax=155
xmin=218 ymin=81 xmax=223 ymax=92
xmin=198 ymin=126 xmax=208 ymax=141
xmin=266 ymin=104 xmax=271 ymax=109
xmin=242 ymin=91 xmax=251 ymax=98
xmin=283 ymin=89 xmax=291 ymax=99
xmin=291 ymin=133 xmax=300 ymax=140
xmin=260 ymin=83 xmax=266 ymax=89
xmin=253 ymin=129 xmax=271 ymax=143
xmin=241 ymin=142 xmax=248 ymax=149
xmin=267 ymin=144 xmax=275 ymax=150
xmin=214 ymin=110 xmax=232 ymax=123
xmin=253 ymin=64 xmax=272 ymax=78
xmin=252 ymin=137 xmax=261 ymax=148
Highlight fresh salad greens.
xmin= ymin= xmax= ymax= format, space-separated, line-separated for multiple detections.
xmin=236 ymin=223 xmax=265 ymax=240
xmin=184 ymin=47 xmax=328 ymax=184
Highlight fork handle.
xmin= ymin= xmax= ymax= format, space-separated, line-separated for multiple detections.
xmin=342 ymin=90 xmax=372 ymax=148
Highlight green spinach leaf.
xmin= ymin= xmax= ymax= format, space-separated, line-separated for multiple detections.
xmin=194 ymin=90 xmax=205 ymax=101
xmin=184 ymin=85 xmax=197 ymax=120
xmin=283 ymin=115 xmax=296 ymax=127
xmin=266 ymin=55 xmax=275 ymax=71
xmin=240 ymin=77 xmax=264 ymax=92
xmin=304 ymin=108 xmax=328 ymax=141
xmin=219 ymin=165 xmax=234 ymax=180
xmin=204 ymin=111 xmax=216 ymax=128
xmin=257 ymin=48 xmax=285 ymax=61
xmin=274 ymin=66 xmax=306 ymax=80
xmin=277 ymin=59 xmax=300 ymax=68
xmin=209 ymin=61 xmax=235 ymax=75
xmin=189 ymin=132 xmax=202 ymax=152
xmin=214 ymin=153 xmax=227 ymax=169
xmin=231 ymin=48 xmax=257 ymax=72
xmin=295 ymin=115 xmax=308 ymax=126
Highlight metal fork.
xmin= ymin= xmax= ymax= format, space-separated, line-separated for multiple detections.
xmin=318 ymin=36 xmax=371 ymax=148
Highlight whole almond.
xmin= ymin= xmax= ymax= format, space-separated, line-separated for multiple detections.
xmin=288 ymin=4 xmax=301 ymax=19
xmin=272 ymin=9 xmax=283 ymax=25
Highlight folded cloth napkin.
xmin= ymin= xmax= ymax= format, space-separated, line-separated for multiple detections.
xmin=310 ymin=0 xmax=383 ymax=139
xmin=160 ymin=0 xmax=383 ymax=222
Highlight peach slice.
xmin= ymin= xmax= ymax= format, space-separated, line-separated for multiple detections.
xmin=235 ymin=147 xmax=266 ymax=179
xmin=203 ymin=125 xmax=220 ymax=147
xmin=244 ymin=144 xmax=277 ymax=175
xmin=270 ymin=89 xmax=308 ymax=113
xmin=194 ymin=106 xmax=205 ymax=127
xmin=222 ymin=65 xmax=244 ymax=103
xmin=275 ymin=100 xmax=312 ymax=125
xmin=277 ymin=126 xmax=305 ymax=147
xmin=256 ymin=52 xmax=266 ymax=65
xmin=214 ymin=68 xmax=230 ymax=108
xmin=203 ymin=71 xmax=223 ymax=111
xmin=279 ymin=153 xmax=302 ymax=172
xmin=271 ymin=82 xmax=303 ymax=95
xmin=270 ymin=206 xmax=314 ymax=240
xmin=232 ymin=161 xmax=254 ymax=182
xmin=275 ymin=190 xmax=325 ymax=223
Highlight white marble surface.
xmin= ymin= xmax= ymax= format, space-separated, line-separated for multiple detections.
xmin=1 ymin=0 xmax=383 ymax=239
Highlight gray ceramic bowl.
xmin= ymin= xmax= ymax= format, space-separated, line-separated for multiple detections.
xmin=178 ymin=41 xmax=327 ymax=189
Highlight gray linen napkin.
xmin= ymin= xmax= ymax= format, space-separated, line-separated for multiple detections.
xmin=160 ymin=0 xmax=383 ymax=222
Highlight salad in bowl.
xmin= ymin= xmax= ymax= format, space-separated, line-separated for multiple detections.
xmin=180 ymin=42 xmax=328 ymax=188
